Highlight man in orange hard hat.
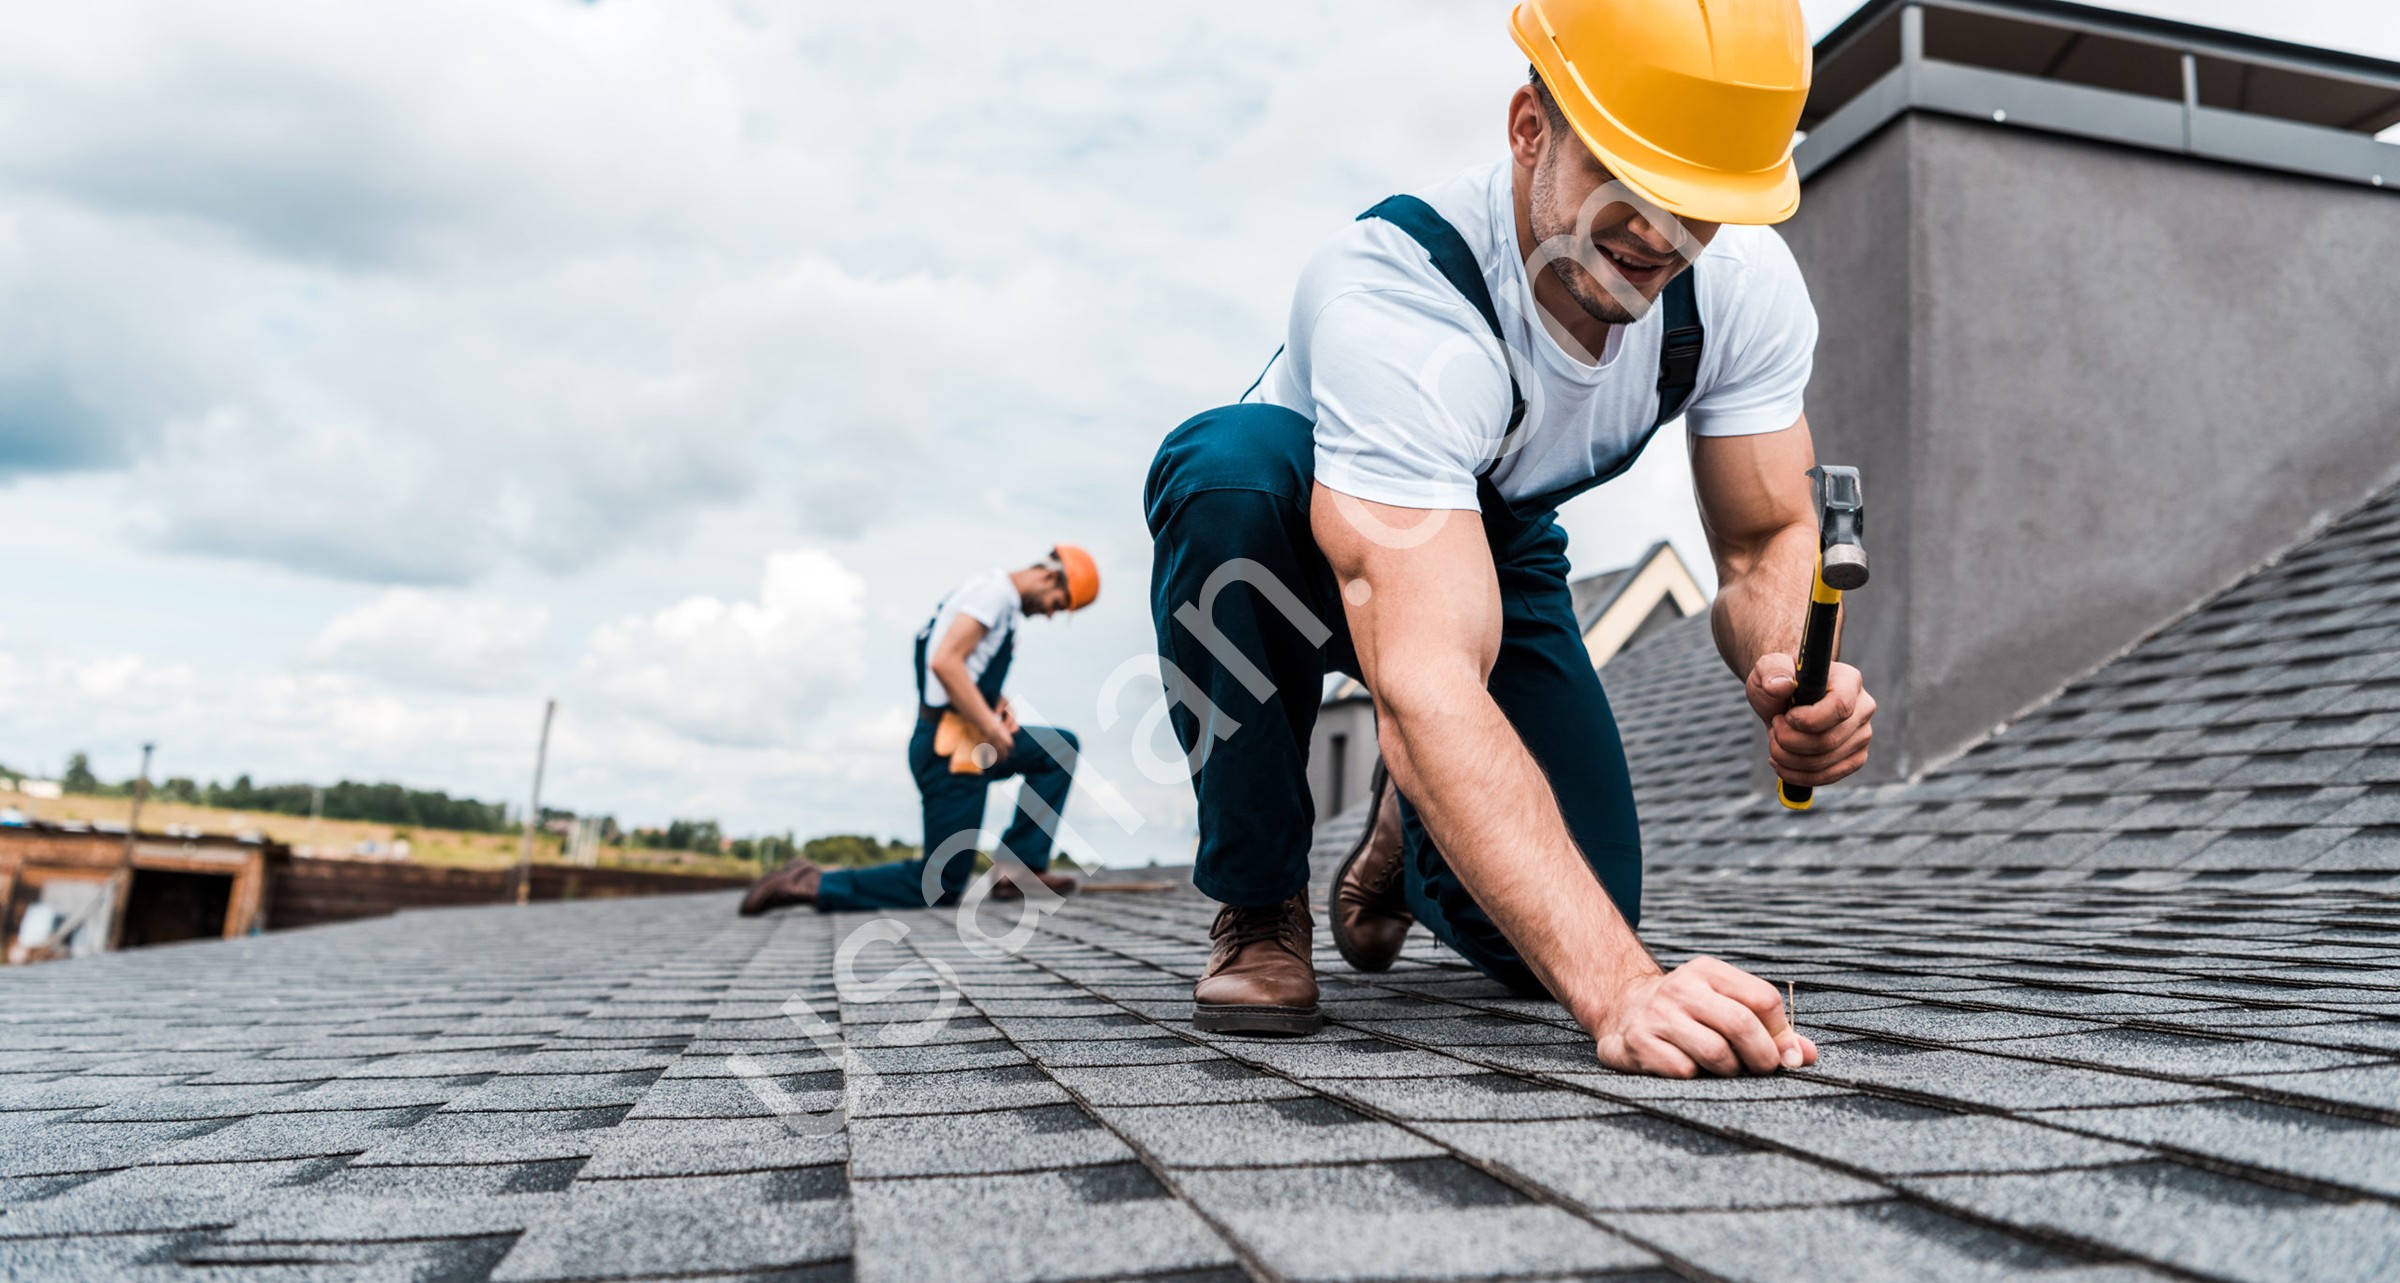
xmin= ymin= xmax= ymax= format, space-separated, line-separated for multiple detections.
xmin=740 ymin=545 xmax=1100 ymax=914
xmin=1143 ymin=0 xmax=1876 ymax=1076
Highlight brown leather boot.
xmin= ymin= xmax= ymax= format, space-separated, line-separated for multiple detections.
xmin=989 ymin=869 xmax=1081 ymax=901
xmin=1328 ymin=764 xmax=1413 ymax=973
xmin=1192 ymin=894 xmax=1322 ymax=1036
xmin=739 ymin=858 xmax=825 ymax=916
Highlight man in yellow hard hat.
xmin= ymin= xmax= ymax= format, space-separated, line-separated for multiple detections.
xmin=1143 ymin=0 xmax=1875 ymax=1077
xmin=739 ymin=545 xmax=1100 ymax=914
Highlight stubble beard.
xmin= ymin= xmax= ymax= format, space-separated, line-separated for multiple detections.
xmin=1529 ymin=143 xmax=1641 ymax=328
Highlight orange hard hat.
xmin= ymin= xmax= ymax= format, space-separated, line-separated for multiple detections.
xmin=1052 ymin=544 xmax=1100 ymax=611
xmin=1511 ymin=0 xmax=1812 ymax=225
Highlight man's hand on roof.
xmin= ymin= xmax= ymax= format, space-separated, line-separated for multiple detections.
xmin=1588 ymin=956 xmax=1818 ymax=1078
xmin=1746 ymin=653 xmax=1876 ymax=787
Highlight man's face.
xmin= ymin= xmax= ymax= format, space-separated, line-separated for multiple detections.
xmin=1024 ymin=573 xmax=1071 ymax=618
xmin=1526 ymin=122 xmax=1721 ymax=326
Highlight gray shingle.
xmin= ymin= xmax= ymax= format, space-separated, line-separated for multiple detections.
xmin=347 ymin=1108 xmax=621 ymax=1166
xmin=2232 ymin=1061 xmax=2400 ymax=1113
xmin=1425 ymin=1115 xmax=1882 ymax=1211
xmin=214 ymin=1191 xmax=566 ymax=1244
xmin=0 ymin=1119 xmax=229 ymax=1175
xmin=1824 ymin=1005 xmax=2110 ymax=1043
xmin=846 ymin=1063 xmax=1071 ymax=1117
xmin=0 ymin=1230 xmax=193 ymax=1278
xmin=1044 ymin=1060 xmax=1313 ymax=1107
xmin=1658 ymin=1094 xmax=2142 ymax=1176
xmin=2041 ymin=1097 xmax=2400 ymax=1198
xmin=0 ymin=1074 xmax=190 ymax=1112
xmin=1196 ymin=1033 xmax=1478 ymax=1079
xmin=1910 ymin=1161 xmax=2400 ymax=1283
xmin=1178 ymin=1160 xmax=1655 ymax=1280
xmin=847 ymin=1104 xmax=1129 ymax=1177
xmin=0 ymin=1158 xmax=328 ymax=1237
xmin=1097 ymin=1098 xmax=1442 ymax=1169
xmin=1315 ymin=1072 xmax=1634 ymax=1121
xmin=1967 ymin=1028 xmax=2379 ymax=1077
xmin=309 ymin=1159 xmax=587 ymax=1198
xmin=1802 ymin=1040 xmax=2223 ymax=1110
xmin=1605 ymin=1200 xmax=2101 ymax=1282
xmin=850 ymin=1166 xmax=1234 ymax=1283
xmin=435 ymin=1071 xmax=661 ymax=1112
xmin=490 ymin=1175 xmax=848 ymax=1281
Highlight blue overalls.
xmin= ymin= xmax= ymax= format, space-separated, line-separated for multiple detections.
xmin=1143 ymin=196 xmax=1703 ymax=996
xmin=811 ymin=607 xmax=1079 ymax=913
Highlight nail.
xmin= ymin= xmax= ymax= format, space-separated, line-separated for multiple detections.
xmin=1781 ymin=1044 xmax=1803 ymax=1069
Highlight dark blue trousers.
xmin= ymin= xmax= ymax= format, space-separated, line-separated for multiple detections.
xmin=813 ymin=718 xmax=1077 ymax=913
xmin=1143 ymin=403 xmax=1643 ymax=995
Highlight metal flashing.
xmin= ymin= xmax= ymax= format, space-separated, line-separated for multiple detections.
xmin=1799 ymin=1 xmax=2400 ymax=191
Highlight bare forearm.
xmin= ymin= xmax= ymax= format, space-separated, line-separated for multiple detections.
xmin=932 ymin=663 xmax=1001 ymax=734
xmin=1709 ymin=520 xmax=1817 ymax=678
xmin=1378 ymin=684 xmax=1658 ymax=1026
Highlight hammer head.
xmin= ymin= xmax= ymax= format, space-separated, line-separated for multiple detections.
xmin=1807 ymin=464 xmax=1869 ymax=592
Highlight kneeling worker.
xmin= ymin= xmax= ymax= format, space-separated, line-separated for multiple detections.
xmin=741 ymin=546 xmax=1100 ymax=914
xmin=1145 ymin=0 xmax=1875 ymax=1075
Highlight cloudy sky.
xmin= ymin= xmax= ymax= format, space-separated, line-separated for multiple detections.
xmin=6 ymin=0 xmax=2396 ymax=865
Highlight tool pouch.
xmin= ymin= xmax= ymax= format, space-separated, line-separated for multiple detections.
xmin=932 ymin=712 xmax=989 ymax=776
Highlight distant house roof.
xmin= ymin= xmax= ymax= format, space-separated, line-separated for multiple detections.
xmin=1570 ymin=540 xmax=1707 ymax=670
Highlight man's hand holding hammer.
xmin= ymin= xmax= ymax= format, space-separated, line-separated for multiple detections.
xmin=1747 ymin=654 xmax=1876 ymax=789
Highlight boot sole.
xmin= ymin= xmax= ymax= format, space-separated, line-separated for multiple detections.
xmin=1328 ymin=765 xmax=1409 ymax=974
xmin=1192 ymin=1002 xmax=1324 ymax=1037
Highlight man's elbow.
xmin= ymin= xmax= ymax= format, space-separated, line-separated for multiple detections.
xmin=1716 ymin=520 xmax=1813 ymax=590
xmin=1372 ymin=663 xmax=1491 ymax=734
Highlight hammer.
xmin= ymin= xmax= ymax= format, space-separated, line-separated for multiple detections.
xmin=1776 ymin=465 xmax=1868 ymax=811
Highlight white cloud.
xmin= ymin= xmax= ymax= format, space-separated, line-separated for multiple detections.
xmin=306 ymin=588 xmax=551 ymax=692
xmin=581 ymin=548 xmax=867 ymax=748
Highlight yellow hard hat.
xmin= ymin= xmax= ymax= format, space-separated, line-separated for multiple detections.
xmin=1052 ymin=544 xmax=1100 ymax=611
xmin=1511 ymin=0 xmax=1812 ymax=226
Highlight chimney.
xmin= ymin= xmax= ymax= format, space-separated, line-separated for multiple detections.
xmin=1776 ymin=0 xmax=2400 ymax=783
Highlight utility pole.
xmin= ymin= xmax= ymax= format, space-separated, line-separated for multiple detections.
xmin=307 ymin=785 xmax=324 ymax=856
xmin=120 ymin=742 xmax=154 ymax=870
xmin=515 ymin=699 xmax=557 ymax=906
xmin=104 ymin=742 xmax=154 ymax=952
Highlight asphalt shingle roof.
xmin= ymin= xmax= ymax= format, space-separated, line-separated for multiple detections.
xmin=1610 ymin=479 xmax=2400 ymax=887
xmin=4 ymin=486 xmax=2398 ymax=1281
xmin=5 ymin=856 xmax=2398 ymax=1281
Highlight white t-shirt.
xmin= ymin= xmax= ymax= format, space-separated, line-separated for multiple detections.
xmin=1262 ymin=158 xmax=1817 ymax=512
xmin=919 ymin=569 xmax=1021 ymax=708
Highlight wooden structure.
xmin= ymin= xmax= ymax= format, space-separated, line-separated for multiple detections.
xmin=265 ymin=857 xmax=750 ymax=932
xmin=0 ymin=823 xmax=750 ymax=963
xmin=0 ymin=824 xmax=278 ymax=962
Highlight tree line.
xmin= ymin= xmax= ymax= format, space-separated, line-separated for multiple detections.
xmin=51 ymin=751 xmax=514 ymax=833
xmin=27 ymin=751 xmax=915 ymax=864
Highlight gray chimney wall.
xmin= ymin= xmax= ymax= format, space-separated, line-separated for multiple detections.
xmin=1776 ymin=112 xmax=2400 ymax=784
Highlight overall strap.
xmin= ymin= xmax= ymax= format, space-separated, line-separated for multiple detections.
xmin=1357 ymin=195 xmax=1525 ymax=440
xmin=1357 ymin=193 xmax=1707 ymax=513
xmin=915 ymin=603 xmax=1017 ymax=709
xmin=912 ymin=620 xmax=933 ymax=706
xmin=977 ymin=629 xmax=1014 ymax=705
xmin=1651 ymin=268 xmax=1704 ymax=428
